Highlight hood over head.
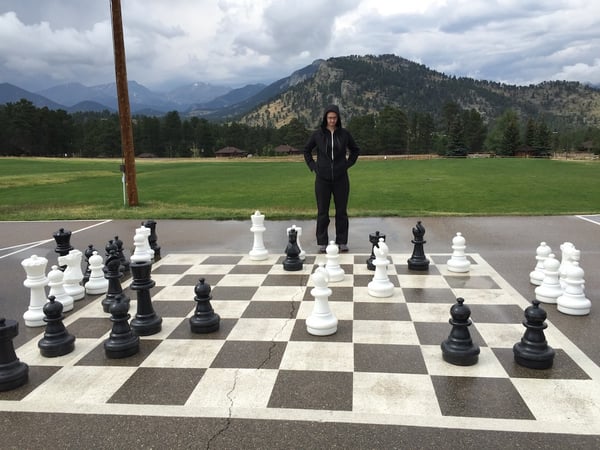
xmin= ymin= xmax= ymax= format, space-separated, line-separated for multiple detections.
xmin=320 ymin=104 xmax=342 ymax=129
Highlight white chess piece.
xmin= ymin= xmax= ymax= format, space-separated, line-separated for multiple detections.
xmin=58 ymin=249 xmax=85 ymax=301
xmin=47 ymin=264 xmax=74 ymax=312
xmin=559 ymin=244 xmax=577 ymax=290
xmin=21 ymin=254 xmax=49 ymax=327
xmin=530 ymin=241 xmax=551 ymax=285
xmin=249 ymin=210 xmax=269 ymax=260
xmin=131 ymin=226 xmax=154 ymax=263
xmin=293 ymin=225 xmax=305 ymax=261
xmin=306 ymin=264 xmax=337 ymax=336
xmin=557 ymin=261 xmax=591 ymax=316
xmin=325 ymin=240 xmax=345 ymax=282
xmin=534 ymin=253 xmax=563 ymax=304
xmin=446 ymin=232 xmax=470 ymax=273
xmin=85 ymin=251 xmax=109 ymax=295
xmin=368 ymin=238 xmax=394 ymax=297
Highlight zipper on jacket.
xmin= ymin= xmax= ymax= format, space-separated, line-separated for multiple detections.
xmin=330 ymin=130 xmax=334 ymax=180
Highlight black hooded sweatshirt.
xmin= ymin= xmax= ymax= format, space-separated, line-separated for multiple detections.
xmin=303 ymin=105 xmax=360 ymax=181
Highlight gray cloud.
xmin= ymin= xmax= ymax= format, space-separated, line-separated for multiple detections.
xmin=1 ymin=0 xmax=599 ymax=92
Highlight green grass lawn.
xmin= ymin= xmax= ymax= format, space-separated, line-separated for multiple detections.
xmin=0 ymin=157 xmax=598 ymax=220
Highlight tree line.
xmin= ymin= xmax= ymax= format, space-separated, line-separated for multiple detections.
xmin=1 ymin=98 xmax=598 ymax=158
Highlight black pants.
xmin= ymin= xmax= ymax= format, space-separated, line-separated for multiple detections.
xmin=314 ymin=173 xmax=350 ymax=245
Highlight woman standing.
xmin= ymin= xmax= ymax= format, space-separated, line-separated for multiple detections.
xmin=303 ymin=104 xmax=360 ymax=253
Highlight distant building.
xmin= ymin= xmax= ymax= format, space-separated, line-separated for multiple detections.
xmin=215 ymin=146 xmax=248 ymax=158
xmin=274 ymin=144 xmax=302 ymax=155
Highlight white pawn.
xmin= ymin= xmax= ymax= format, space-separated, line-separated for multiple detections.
xmin=530 ymin=242 xmax=551 ymax=285
xmin=131 ymin=226 xmax=154 ymax=263
xmin=58 ymin=249 xmax=85 ymax=301
xmin=21 ymin=254 xmax=49 ymax=327
xmin=249 ymin=210 xmax=269 ymax=260
xmin=446 ymin=232 xmax=470 ymax=273
xmin=306 ymin=264 xmax=337 ymax=336
xmin=48 ymin=264 xmax=74 ymax=312
xmin=368 ymin=238 xmax=394 ymax=298
xmin=557 ymin=261 xmax=591 ymax=316
xmin=534 ymin=253 xmax=563 ymax=304
xmin=325 ymin=240 xmax=345 ymax=282
xmin=85 ymin=251 xmax=109 ymax=295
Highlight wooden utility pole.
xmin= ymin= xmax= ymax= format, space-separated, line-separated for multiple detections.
xmin=110 ymin=0 xmax=138 ymax=206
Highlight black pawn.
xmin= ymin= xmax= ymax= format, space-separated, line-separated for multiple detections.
xmin=441 ymin=297 xmax=480 ymax=366
xmin=513 ymin=300 xmax=555 ymax=369
xmin=130 ymin=261 xmax=162 ymax=336
xmin=82 ymin=244 xmax=96 ymax=285
xmin=38 ymin=295 xmax=76 ymax=357
xmin=283 ymin=228 xmax=303 ymax=271
xmin=53 ymin=228 xmax=73 ymax=271
xmin=113 ymin=235 xmax=130 ymax=274
xmin=367 ymin=231 xmax=385 ymax=271
xmin=104 ymin=298 xmax=139 ymax=359
xmin=190 ymin=278 xmax=220 ymax=333
xmin=407 ymin=220 xmax=430 ymax=271
xmin=0 ymin=317 xmax=29 ymax=391
xmin=102 ymin=247 xmax=130 ymax=313
xmin=143 ymin=219 xmax=161 ymax=260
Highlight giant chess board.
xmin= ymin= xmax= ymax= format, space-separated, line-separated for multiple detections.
xmin=2 ymin=252 xmax=600 ymax=435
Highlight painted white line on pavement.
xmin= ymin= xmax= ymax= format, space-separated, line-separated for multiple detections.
xmin=0 ymin=220 xmax=113 ymax=260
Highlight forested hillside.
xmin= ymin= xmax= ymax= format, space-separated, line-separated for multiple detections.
xmin=239 ymin=55 xmax=600 ymax=130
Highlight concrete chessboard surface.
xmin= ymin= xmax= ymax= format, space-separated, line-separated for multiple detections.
xmin=0 ymin=216 xmax=599 ymax=449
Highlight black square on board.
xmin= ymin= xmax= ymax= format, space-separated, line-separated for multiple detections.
xmin=353 ymin=302 xmax=411 ymax=321
xmin=268 ymin=370 xmax=353 ymax=411
xmin=241 ymin=301 xmax=300 ymax=319
xmin=402 ymin=288 xmax=455 ymax=303
xmin=210 ymin=341 xmax=287 ymax=369
xmin=431 ymin=375 xmax=534 ymax=419
xmin=108 ymin=367 xmax=205 ymax=405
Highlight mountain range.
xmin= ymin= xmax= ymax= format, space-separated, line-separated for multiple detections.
xmin=2 ymin=55 xmax=600 ymax=128
xmin=0 ymin=59 xmax=322 ymax=118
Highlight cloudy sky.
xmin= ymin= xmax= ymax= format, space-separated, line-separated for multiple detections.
xmin=1 ymin=0 xmax=599 ymax=93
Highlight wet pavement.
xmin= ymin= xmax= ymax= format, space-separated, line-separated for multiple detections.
xmin=0 ymin=215 xmax=599 ymax=448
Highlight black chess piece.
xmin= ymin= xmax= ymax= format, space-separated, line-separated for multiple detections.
xmin=38 ymin=295 xmax=76 ymax=357
xmin=441 ymin=297 xmax=480 ymax=366
xmin=407 ymin=220 xmax=430 ymax=271
xmin=283 ymin=228 xmax=303 ymax=271
xmin=102 ymin=246 xmax=130 ymax=313
xmin=367 ymin=231 xmax=385 ymax=271
xmin=513 ymin=299 xmax=555 ymax=369
xmin=143 ymin=219 xmax=161 ymax=260
xmin=113 ymin=235 xmax=130 ymax=274
xmin=82 ymin=244 xmax=96 ymax=285
xmin=53 ymin=228 xmax=73 ymax=271
xmin=130 ymin=260 xmax=162 ymax=336
xmin=0 ymin=317 xmax=29 ymax=391
xmin=190 ymin=278 xmax=220 ymax=333
xmin=104 ymin=298 xmax=140 ymax=359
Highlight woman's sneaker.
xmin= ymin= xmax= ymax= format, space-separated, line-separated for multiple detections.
xmin=318 ymin=245 xmax=327 ymax=253
xmin=338 ymin=244 xmax=349 ymax=252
